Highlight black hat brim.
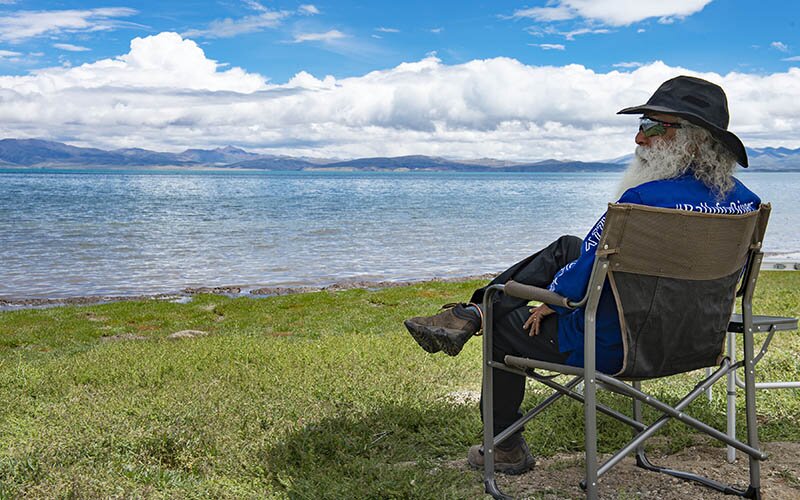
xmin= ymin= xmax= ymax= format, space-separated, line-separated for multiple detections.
xmin=618 ymin=104 xmax=748 ymax=167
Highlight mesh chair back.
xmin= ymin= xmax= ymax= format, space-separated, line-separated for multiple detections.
xmin=597 ymin=203 xmax=771 ymax=378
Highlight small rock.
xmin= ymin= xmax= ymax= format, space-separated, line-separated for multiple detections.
xmin=167 ymin=330 xmax=209 ymax=340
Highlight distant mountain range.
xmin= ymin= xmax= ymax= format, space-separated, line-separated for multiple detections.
xmin=1 ymin=138 xmax=798 ymax=172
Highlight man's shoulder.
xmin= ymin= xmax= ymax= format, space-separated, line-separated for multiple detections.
xmin=619 ymin=175 xmax=700 ymax=203
xmin=619 ymin=175 xmax=760 ymax=210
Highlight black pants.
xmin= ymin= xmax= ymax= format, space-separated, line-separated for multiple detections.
xmin=469 ymin=235 xmax=582 ymax=443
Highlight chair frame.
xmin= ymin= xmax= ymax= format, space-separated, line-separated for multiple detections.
xmin=480 ymin=203 xmax=786 ymax=500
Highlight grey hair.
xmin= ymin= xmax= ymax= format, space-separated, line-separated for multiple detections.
xmin=674 ymin=120 xmax=738 ymax=198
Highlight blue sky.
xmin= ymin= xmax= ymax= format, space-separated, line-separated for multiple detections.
xmin=1 ymin=1 xmax=799 ymax=160
xmin=3 ymin=0 xmax=798 ymax=81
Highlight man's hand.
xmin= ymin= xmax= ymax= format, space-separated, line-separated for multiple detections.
xmin=523 ymin=304 xmax=555 ymax=336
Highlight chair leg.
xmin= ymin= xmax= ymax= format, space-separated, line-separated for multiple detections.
xmin=481 ymin=285 xmax=513 ymax=500
xmin=727 ymin=330 xmax=738 ymax=463
xmin=583 ymin=370 xmax=599 ymax=498
xmin=742 ymin=314 xmax=762 ymax=498
xmin=627 ymin=376 xmax=759 ymax=497
xmin=632 ymin=381 xmax=643 ymax=455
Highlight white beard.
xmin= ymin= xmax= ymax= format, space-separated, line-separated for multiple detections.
xmin=615 ymin=140 xmax=693 ymax=199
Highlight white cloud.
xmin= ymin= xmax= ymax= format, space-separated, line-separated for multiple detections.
xmin=525 ymin=25 xmax=611 ymax=41
xmin=183 ymin=10 xmax=289 ymax=38
xmin=0 ymin=32 xmax=266 ymax=93
xmin=562 ymin=27 xmax=611 ymax=40
xmin=292 ymin=30 xmax=347 ymax=43
xmin=783 ymin=56 xmax=800 ymax=62
xmin=613 ymin=61 xmax=644 ymax=68
xmin=511 ymin=0 xmax=711 ymax=27
xmin=513 ymin=6 xmax=574 ymax=22
xmin=376 ymin=27 xmax=400 ymax=33
xmin=2 ymin=33 xmax=800 ymax=159
xmin=534 ymin=44 xmax=565 ymax=51
xmin=243 ymin=0 xmax=267 ymax=11
xmin=430 ymin=27 xmax=443 ymax=34
xmin=53 ymin=43 xmax=91 ymax=52
xmin=0 ymin=8 xmax=137 ymax=43
xmin=0 ymin=49 xmax=21 ymax=58
xmin=299 ymin=4 xmax=320 ymax=15
xmin=771 ymin=41 xmax=789 ymax=52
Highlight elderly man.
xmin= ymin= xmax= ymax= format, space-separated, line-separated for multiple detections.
xmin=404 ymin=75 xmax=760 ymax=474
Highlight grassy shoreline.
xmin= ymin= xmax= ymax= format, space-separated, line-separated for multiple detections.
xmin=1 ymin=273 xmax=798 ymax=498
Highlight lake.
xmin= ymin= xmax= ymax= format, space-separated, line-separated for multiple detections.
xmin=1 ymin=169 xmax=798 ymax=299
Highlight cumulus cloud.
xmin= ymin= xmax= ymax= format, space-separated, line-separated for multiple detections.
xmin=0 ymin=32 xmax=267 ymax=93
xmin=512 ymin=0 xmax=712 ymax=26
xmin=53 ymin=43 xmax=91 ymax=52
xmin=0 ymin=8 xmax=138 ymax=43
xmin=292 ymin=30 xmax=347 ymax=43
xmin=2 ymin=32 xmax=800 ymax=160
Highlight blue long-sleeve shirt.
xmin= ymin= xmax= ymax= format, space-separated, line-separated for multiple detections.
xmin=547 ymin=173 xmax=761 ymax=374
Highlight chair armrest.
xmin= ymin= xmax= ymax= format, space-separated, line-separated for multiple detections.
xmin=504 ymin=280 xmax=575 ymax=309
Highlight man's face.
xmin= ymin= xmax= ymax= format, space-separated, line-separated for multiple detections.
xmin=615 ymin=113 xmax=692 ymax=197
xmin=635 ymin=113 xmax=681 ymax=148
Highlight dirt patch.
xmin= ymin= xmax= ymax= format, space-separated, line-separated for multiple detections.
xmin=1 ymin=274 xmax=501 ymax=309
xmin=166 ymin=330 xmax=209 ymax=340
xmin=467 ymin=441 xmax=800 ymax=499
xmin=182 ymin=286 xmax=241 ymax=294
xmin=443 ymin=390 xmax=482 ymax=406
xmin=250 ymin=274 xmax=499 ymax=296
xmin=84 ymin=312 xmax=108 ymax=322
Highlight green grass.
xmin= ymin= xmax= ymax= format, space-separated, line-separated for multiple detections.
xmin=0 ymin=273 xmax=798 ymax=498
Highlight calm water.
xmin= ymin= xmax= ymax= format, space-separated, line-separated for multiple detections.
xmin=1 ymin=169 xmax=798 ymax=299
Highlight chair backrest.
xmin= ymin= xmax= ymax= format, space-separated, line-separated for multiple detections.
xmin=597 ymin=203 xmax=771 ymax=379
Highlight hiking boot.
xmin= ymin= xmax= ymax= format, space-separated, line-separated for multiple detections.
xmin=404 ymin=303 xmax=481 ymax=356
xmin=467 ymin=438 xmax=535 ymax=475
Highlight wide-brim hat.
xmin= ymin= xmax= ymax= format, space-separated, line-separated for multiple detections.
xmin=617 ymin=75 xmax=748 ymax=167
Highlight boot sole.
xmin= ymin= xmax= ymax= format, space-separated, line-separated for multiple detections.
xmin=469 ymin=456 xmax=535 ymax=475
xmin=430 ymin=327 xmax=471 ymax=356
xmin=405 ymin=321 xmax=471 ymax=356
xmin=467 ymin=446 xmax=536 ymax=475
xmin=404 ymin=320 xmax=441 ymax=353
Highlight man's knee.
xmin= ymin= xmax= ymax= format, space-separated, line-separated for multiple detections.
xmin=555 ymin=234 xmax=581 ymax=247
xmin=554 ymin=235 xmax=582 ymax=260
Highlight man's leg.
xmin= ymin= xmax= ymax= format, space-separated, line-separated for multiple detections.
xmin=470 ymin=235 xmax=582 ymax=319
xmin=489 ymin=308 xmax=566 ymax=438
xmin=468 ymin=309 xmax=567 ymax=474
xmin=404 ymin=235 xmax=582 ymax=356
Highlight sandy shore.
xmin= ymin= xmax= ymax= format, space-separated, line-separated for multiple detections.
xmin=0 ymin=273 xmax=498 ymax=309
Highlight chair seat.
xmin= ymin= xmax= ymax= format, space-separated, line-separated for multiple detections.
xmin=727 ymin=314 xmax=798 ymax=333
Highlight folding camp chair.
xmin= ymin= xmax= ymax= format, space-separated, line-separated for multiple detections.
xmin=480 ymin=202 xmax=794 ymax=500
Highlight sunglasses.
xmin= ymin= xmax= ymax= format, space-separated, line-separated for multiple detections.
xmin=639 ymin=116 xmax=682 ymax=137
